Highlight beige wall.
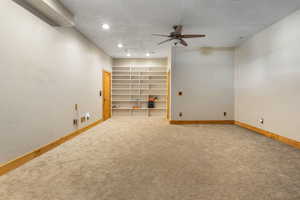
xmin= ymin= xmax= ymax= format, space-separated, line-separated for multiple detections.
xmin=171 ymin=47 xmax=235 ymax=121
xmin=0 ymin=1 xmax=112 ymax=163
xmin=234 ymin=9 xmax=300 ymax=141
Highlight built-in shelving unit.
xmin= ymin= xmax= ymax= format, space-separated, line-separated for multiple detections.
xmin=112 ymin=65 xmax=167 ymax=117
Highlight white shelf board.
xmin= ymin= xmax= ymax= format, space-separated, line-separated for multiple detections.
xmin=112 ymin=75 xmax=167 ymax=77
xmin=112 ymin=88 xmax=167 ymax=90
xmin=112 ymin=82 xmax=166 ymax=84
xmin=113 ymin=66 xmax=166 ymax=68
xmin=112 ymin=83 xmax=166 ymax=86
xmin=113 ymin=71 xmax=167 ymax=73
xmin=112 ymin=100 xmax=166 ymax=102
xmin=112 ymin=94 xmax=167 ymax=96
xmin=133 ymin=70 xmax=167 ymax=72
xmin=112 ymin=79 xmax=166 ymax=81
xmin=112 ymin=108 xmax=166 ymax=110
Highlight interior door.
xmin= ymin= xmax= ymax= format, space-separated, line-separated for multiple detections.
xmin=103 ymin=70 xmax=111 ymax=120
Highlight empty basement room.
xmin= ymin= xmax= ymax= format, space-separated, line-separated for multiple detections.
xmin=1 ymin=0 xmax=300 ymax=199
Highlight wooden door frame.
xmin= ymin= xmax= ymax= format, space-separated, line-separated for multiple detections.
xmin=102 ymin=70 xmax=112 ymax=120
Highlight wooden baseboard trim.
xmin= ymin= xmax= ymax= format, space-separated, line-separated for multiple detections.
xmin=169 ymin=120 xmax=235 ymax=125
xmin=235 ymin=121 xmax=300 ymax=150
xmin=0 ymin=119 xmax=104 ymax=176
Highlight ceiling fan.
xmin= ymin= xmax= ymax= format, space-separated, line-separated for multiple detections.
xmin=153 ymin=25 xmax=206 ymax=46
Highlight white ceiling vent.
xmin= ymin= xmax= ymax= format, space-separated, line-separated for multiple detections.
xmin=12 ymin=0 xmax=75 ymax=27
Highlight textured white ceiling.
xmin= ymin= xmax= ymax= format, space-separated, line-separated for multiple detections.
xmin=60 ymin=0 xmax=300 ymax=58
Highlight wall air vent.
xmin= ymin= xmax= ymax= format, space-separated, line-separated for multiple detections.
xmin=12 ymin=0 xmax=75 ymax=27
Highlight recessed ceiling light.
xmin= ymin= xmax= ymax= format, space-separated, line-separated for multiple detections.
xmin=118 ymin=43 xmax=123 ymax=48
xmin=146 ymin=53 xmax=150 ymax=57
xmin=102 ymin=23 xmax=110 ymax=30
xmin=126 ymin=53 xmax=131 ymax=57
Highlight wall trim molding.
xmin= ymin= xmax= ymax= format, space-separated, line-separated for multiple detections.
xmin=170 ymin=120 xmax=300 ymax=150
xmin=2 ymin=119 xmax=298 ymax=176
xmin=170 ymin=120 xmax=235 ymax=125
xmin=0 ymin=119 xmax=103 ymax=176
xmin=235 ymin=121 xmax=300 ymax=150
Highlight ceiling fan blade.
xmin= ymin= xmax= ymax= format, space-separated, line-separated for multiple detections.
xmin=174 ymin=25 xmax=183 ymax=34
xmin=158 ymin=38 xmax=173 ymax=45
xmin=152 ymin=34 xmax=170 ymax=37
xmin=180 ymin=39 xmax=188 ymax=46
xmin=181 ymin=34 xmax=206 ymax=38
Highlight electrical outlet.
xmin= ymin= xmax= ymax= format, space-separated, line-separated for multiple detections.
xmin=259 ymin=118 xmax=264 ymax=124
xmin=86 ymin=113 xmax=91 ymax=121
xmin=73 ymin=119 xmax=78 ymax=126
xmin=179 ymin=112 xmax=183 ymax=117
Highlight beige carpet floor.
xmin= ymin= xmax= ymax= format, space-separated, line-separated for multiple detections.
xmin=1 ymin=118 xmax=300 ymax=200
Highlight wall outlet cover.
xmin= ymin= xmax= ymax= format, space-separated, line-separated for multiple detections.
xmin=86 ymin=113 xmax=91 ymax=121
xmin=73 ymin=119 xmax=78 ymax=125
xmin=259 ymin=118 xmax=264 ymax=124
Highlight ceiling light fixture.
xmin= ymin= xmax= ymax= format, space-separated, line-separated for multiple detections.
xmin=102 ymin=23 xmax=110 ymax=30
xmin=118 ymin=43 xmax=123 ymax=48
